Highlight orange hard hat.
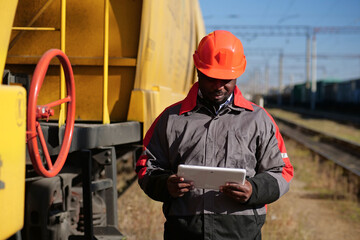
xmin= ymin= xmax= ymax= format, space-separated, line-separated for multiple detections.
xmin=193 ymin=30 xmax=247 ymax=79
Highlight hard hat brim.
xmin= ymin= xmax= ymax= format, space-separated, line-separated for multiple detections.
xmin=193 ymin=53 xmax=246 ymax=80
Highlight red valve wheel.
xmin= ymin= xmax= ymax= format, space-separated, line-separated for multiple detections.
xmin=27 ymin=49 xmax=76 ymax=178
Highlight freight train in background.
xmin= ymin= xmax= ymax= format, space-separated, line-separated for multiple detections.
xmin=265 ymin=77 xmax=360 ymax=114
xmin=0 ymin=0 xmax=205 ymax=239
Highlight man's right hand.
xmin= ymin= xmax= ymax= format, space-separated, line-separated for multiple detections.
xmin=167 ymin=174 xmax=193 ymax=198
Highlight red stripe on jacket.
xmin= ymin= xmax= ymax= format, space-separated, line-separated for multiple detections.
xmin=136 ymin=100 xmax=183 ymax=179
xmin=262 ymin=109 xmax=294 ymax=183
xmin=136 ymin=155 xmax=148 ymax=167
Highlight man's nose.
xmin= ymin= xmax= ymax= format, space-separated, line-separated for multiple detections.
xmin=213 ymin=79 xmax=225 ymax=89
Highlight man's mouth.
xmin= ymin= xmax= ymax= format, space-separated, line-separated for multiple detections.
xmin=212 ymin=92 xmax=223 ymax=98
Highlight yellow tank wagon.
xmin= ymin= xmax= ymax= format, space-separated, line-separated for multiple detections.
xmin=0 ymin=0 xmax=205 ymax=239
xmin=0 ymin=1 xmax=26 ymax=239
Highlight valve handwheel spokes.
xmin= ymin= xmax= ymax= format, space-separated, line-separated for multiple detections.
xmin=27 ymin=49 xmax=76 ymax=178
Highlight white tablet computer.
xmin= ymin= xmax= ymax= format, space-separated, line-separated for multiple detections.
xmin=177 ymin=164 xmax=246 ymax=190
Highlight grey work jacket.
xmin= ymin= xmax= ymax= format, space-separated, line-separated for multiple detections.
xmin=136 ymin=82 xmax=293 ymax=240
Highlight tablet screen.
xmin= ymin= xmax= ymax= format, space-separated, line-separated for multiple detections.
xmin=177 ymin=164 xmax=246 ymax=190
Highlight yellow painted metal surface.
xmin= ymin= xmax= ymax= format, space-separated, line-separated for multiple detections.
xmin=128 ymin=0 xmax=206 ymax=132
xmin=0 ymin=85 xmax=26 ymax=239
xmin=0 ymin=1 xmax=18 ymax=82
xmin=103 ymin=0 xmax=111 ymax=124
xmin=6 ymin=0 xmax=205 ymax=131
xmin=7 ymin=0 xmax=142 ymax=122
xmin=0 ymin=1 xmax=25 ymax=237
xmin=59 ymin=0 xmax=67 ymax=127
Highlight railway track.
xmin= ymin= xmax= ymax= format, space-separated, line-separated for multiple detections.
xmin=275 ymin=116 xmax=360 ymax=177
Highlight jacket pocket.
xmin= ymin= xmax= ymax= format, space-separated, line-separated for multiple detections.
xmin=225 ymin=131 xmax=245 ymax=168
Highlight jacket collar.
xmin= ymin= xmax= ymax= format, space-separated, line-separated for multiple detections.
xmin=179 ymin=82 xmax=254 ymax=115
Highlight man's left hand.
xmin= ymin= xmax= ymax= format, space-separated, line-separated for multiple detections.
xmin=220 ymin=180 xmax=252 ymax=203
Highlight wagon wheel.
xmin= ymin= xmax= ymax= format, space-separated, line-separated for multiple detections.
xmin=27 ymin=49 xmax=76 ymax=178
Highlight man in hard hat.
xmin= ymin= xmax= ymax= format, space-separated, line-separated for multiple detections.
xmin=136 ymin=30 xmax=293 ymax=240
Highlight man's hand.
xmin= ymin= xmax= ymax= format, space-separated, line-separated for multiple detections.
xmin=167 ymin=174 xmax=193 ymax=198
xmin=220 ymin=180 xmax=253 ymax=203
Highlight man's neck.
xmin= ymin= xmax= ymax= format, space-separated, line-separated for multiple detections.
xmin=198 ymin=90 xmax=233 ymax=115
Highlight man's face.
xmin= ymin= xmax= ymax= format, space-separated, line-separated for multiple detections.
xmin=197 ymin=70 xmax=236 ymax=105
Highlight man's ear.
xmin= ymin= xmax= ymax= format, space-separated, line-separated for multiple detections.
xmin=196 ymin=69 xmax=204 ymax=79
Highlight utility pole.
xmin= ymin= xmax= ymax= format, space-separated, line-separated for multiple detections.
xmin=306 ymin=33 xmax=311 ymax=90
xmin=278 ymin=52 xmax=283 ymax=106
xmin=254 ymin=69 xmax=259 ymax=95
xmin=311 ymin=34 xmax=317 ymax=110
xmin=265 ymin=64 xmax=269 ymax=94
xmin=290 ymin=74 xmax=294 ymax=106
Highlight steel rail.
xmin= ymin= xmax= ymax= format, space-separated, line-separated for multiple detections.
xmin=275 ymin=116 xmax=360 ymax=177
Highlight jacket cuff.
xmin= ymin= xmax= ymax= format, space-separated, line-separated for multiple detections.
xmin=246 ymin=172 xmax=280 ymax=206
xmin=144 ymin=171 xmax=172 ymax=202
